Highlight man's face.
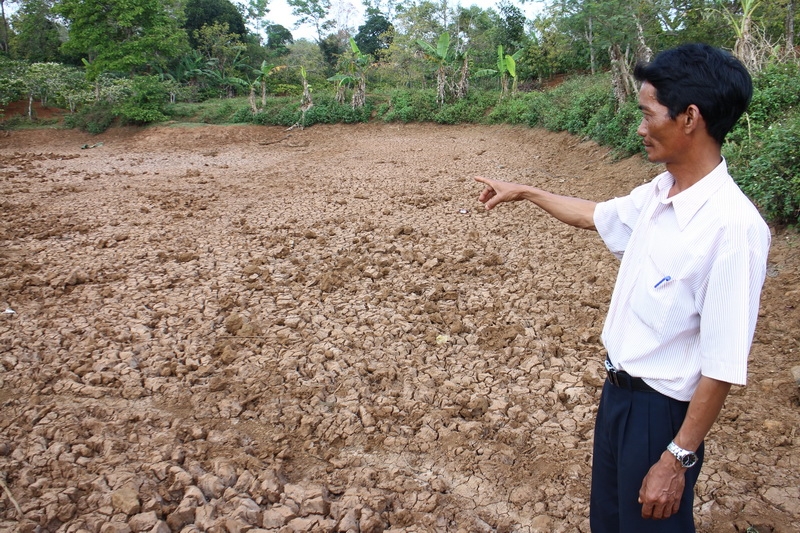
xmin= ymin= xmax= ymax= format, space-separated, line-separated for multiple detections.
xmin=637 ymin=81 xmax=687 ymax=164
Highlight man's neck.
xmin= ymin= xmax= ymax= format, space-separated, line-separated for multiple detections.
xmin=665 ymin=149 xmax=722 ymax=197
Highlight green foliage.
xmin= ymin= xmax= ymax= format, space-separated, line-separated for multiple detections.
xmin=433 ymin=91 xmax=495 ymax=124
xmin=63 ymin=102 xmax=116 ymax=134
xmin=729 ymin=62 xmax=800 ymax=145
xmin=0 ymin=60 xmax=28 ymax=111
xmin=379 ymin=89 xmax=438 ymax=123
xmin=55 ymin=0 xmax=189 ymax=79
xmin=728 ymin=112 xmax=800 ymax=226
xmin=266 ymin=24 xmax=294 ymax=56
xmin=485 ymin=92 xmax=545 ymax=125
xmin=585 ymin=99 xmax=643 ymax=158
xmin=231 ymin=94 xmax=371 ymax=126
xmin=354 ymin=10 xmax=393 ymax=58
xmin=185 ymin=0 xmax=247 ymax=49
xmin=9 ymin=0 xmax=65 ymax=63
xmin=304 ymin=95 xmax=372 ymax=124
xmin=114 ymin=76 xmax=169 ymax=124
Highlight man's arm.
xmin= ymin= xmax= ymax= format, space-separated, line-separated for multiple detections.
xmin=638 ymin=376 xmax=732 ymax=520
xmin=474 ymin=176 xmax=597 ymax=230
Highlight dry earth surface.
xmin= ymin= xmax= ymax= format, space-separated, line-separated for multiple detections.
xmin=0 ymin=123 xmax=798 ymax=533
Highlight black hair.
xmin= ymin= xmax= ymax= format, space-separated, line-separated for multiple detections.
xmin=633 ymin=43 xmax=753 ymax=145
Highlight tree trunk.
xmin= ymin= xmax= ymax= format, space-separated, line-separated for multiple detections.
xmin=609 ymin=43 xmax=637 ymax=109
xmin=436 ymin=66 xmax=446 ymax=105
xmin=249 ymin=86 xmax=258 ymax=113
xmin=735 ymin=16 xmax=757 ymax=71
xmin=787 ymin=0 xmax=795 ymax=51
xmin=262 ymin=81 xmax=267 ymax=107
xmin=351 ymin=77 xmax=366 ymax=109
xmin=455 ymin=55 xmax=469 ymax=100
xmin=0 ymin=0 xmax=9 ymax=54
xmin=634 ymin=14 xmax=652 ymax=64
xmin=335 ymin=81 xmax=346 ymax=104
xmin=586 ymin=16 xmax=595 ymax=76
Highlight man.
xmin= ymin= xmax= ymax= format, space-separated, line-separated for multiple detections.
xmin=474 ymin=43 xmax=770 ymax=532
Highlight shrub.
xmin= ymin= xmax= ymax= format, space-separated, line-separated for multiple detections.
xmin=585 ymin=98 xmax=643 ymax=158
xmin=113 ymin=76 xmax=169 ymax=125
xmin=485 ymin=94 xmax=534 ymax=125
xmin=381 ymin=89 xmax=438 ymax=123
xmin=304 ymin=95 xmax=372 ymax=124
xmin=729 ymin=112 xmax=800 ymax=226
xmin=434 ymin=92 xmax=494 ymax=124
xmin=63 ymin=102 xmax=116 ymax=134
xmin=197 ymin=99 xmax=240 ymax=123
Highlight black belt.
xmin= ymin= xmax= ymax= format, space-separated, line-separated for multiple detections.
xmin=605 ymin=359 xmax=656 ymax=392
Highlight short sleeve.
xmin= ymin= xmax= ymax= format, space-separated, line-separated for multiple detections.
xmin=594 ymin=179 xmax=659 ymax=260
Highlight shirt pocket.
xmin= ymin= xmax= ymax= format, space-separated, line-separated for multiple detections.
xmin=629 ymin=245 xmax=697 ymax=337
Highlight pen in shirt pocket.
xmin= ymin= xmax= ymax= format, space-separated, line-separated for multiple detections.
xmin=654 ymin=275 xmax=672 ymax=288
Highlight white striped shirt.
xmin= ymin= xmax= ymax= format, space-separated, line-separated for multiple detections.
xmin=594 ymin=159 xmax=771 ymax=401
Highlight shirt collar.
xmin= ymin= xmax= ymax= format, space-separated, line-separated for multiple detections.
xmin=655 ymin=158 xmax=731 ymax=230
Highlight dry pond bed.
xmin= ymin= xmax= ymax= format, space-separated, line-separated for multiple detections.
xmin=0 ymin=123 xmax=798 ymax=533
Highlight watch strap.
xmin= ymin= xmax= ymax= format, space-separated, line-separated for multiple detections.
xmin=667 ymin=441 xmax=698 ymax=468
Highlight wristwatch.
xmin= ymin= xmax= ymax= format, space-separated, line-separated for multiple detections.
xmin=667 ymin=441 xmax=699 ymax=468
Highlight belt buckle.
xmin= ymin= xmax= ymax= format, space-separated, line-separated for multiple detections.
xmin=604 ymin=359 xmax=620 ymax=387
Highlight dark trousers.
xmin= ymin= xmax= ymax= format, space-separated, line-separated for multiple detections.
xmin=590 ymin=380 xmax=704 ymax=533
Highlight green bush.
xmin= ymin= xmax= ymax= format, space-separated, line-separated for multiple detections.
xmin=522 ymin=91 xmax=555 ymax=128
xmin=585 ymin=98 xmax=643 ymax=158
xmin=728 ymin=62 xmax=800 ymax=146
xmin=537 ymin=74 xmax=610 ymax=132
xmin=485 ymin=94 xmax=534 ymax=125
xmin=271 ymin=83 xmax=302 ymax=97
xmin=63 ymin=102 xmax=116 ymax=134
xmin=434 ymin=92 xmax=494 ymax=124
xmin=729 ymin=112 xmax=800 ymax=226
xmin=380 ymin=89 xmax=438 ymax=123
xmin=197 ymin=99 xmax=241 ymax=123
xmin=304 ymin=95 xmax=372 ymax=124
xmin=114 ymin=76 xmax=168 ymax=125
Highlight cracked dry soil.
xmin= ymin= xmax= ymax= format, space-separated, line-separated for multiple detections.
xmin=0 ymin=123 xmax=798 ymax=533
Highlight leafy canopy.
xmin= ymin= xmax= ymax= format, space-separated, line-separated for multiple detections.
xmin=55 ymin=0 xmax=189 ymax=79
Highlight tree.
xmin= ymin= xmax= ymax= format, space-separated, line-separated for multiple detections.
xmin=319 ymin=31 xmax=345 ymax=73
xmin=184 ymin=0 xmax=247 ymax=49
xmin=495 ymin=0 xmax=527 ymax=51
xmin=329 ymin=37 xmax=371 ymax=108
xmin=395 ymin=0 xmax=447 ymax=43
xmin=266 ymin=24 xmax=294 ymax=55
xmin=287 ymin=0 xmax=334 ymax=43
xmin=0 ymin=0 xmax=18 ymax=54
xmin=9 ymin=0 xmax=64 ymax=62
xmin=55 ymin=0 xmax=189 ymax=79
xmin=194 ymin=21 xmax=249 ymax=96
xmin=717 ymin=0 xmax=766 ymax=71
xmin=474 ymin=44 xmax=522 ymax=97
xmin=252 ymin=59 xmax=285 ymax=108
xmin=417 ymin=31 xmax=455 ymax=104
xmin=354 ymin=8 xmax=393 ymax=57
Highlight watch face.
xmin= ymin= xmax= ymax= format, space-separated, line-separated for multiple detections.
xmin=681 ymin=452 xmax=698 ymax=468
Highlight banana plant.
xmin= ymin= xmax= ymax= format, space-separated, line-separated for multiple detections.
xmin=293 ymin=65 xmax=313 ymax=129
xmin=712 ymin=0 xmax=764 ymax=71
xmin=474 ymin=45 xmax=523 ymax=98
xmin=416 ymin=32 xmax=454 ymax=105
xmin=328 ymin=37 xmax=372 ymax=109
xmin=254 ymin=61 xmax=286 ymax=107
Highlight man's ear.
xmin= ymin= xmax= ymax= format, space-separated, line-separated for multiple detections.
xmin=683 ymin=104 xmax=704 ymax=134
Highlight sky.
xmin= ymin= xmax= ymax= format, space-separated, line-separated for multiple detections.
xmin=256 ymin=0 xmax=547 ymax=41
